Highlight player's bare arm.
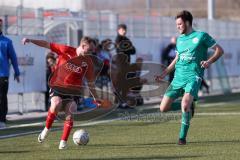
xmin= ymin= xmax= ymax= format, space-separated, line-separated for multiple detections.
xmin=22 ymin=38 xmax=50 ymax=49
xmin=200 ymin=44 xmax=224 ymax=68
xmin=155 ymin=54 xmax=178 ymax=82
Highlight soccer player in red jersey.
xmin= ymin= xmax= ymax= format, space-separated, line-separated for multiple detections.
xmin=22 ymin=36 xmax=99 ymax=149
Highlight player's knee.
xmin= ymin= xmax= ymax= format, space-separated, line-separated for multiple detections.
xmin=65 ymin=115 xmax=73 ymax=121
xmin=51 ymin=97 xmax=62 ymax=107
xmin=69 ymin=103 xmax=77 ymax=113
xmin=48 ymin=107 xmax=58 ymax=114
xmin=181 ymin=104 xmax=190 ymax=112
xmin=159 ymin=105 xmax=168 ymax=112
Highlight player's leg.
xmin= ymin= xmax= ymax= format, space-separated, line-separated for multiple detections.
xmin=38 ymin=95 xmax=62 ymax=143
xmin=46 ymin=96 xmax=62 ymax=128
xmin=178 ymin=93 xmax=194 ymax=145
xmin=178 ymin=79 xmax=201 ymax=145
xmin=59 ymin=100 xmax=76 ymax=149
xmin=160 ymin=85 xmax=182 ymax=112
xmin=159 ymin=96 xmax=174 ymax=112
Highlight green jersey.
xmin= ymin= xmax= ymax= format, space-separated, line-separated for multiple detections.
xmin=172 ymin=30 xmax=216 ymax=87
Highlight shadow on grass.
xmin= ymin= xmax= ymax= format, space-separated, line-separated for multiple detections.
xmin=60 ymin=155 xmax=202 ymax=160
xmin=88 ymin=141 xmax=177 ymax=148
xmin=189 ymin=139 xmax=240 ymax=144
xmin=0 ymin=150 xmax=30 ymax=154
xmin=134 ymin=139 xmax=240 ymax=146
xmin=70 ymin=139 xmax=240 ymax=150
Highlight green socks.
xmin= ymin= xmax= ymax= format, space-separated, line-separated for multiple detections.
xmin=179 ymin=111 xmax=191 ymax=140
xmin=170 ymin=100 xmax=192 ymax=140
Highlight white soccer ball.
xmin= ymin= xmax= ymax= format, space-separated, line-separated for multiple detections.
xmin=73 ymin=129 xmax=89 ymax=145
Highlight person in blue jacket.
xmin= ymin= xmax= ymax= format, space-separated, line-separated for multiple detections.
xmin=0 ymin=18 xmax=20 ymax=128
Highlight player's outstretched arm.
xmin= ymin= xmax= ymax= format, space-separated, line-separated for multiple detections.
xmin=155 ymin=54 xmax=178 ymax=82
xmin=200 ymin=44 xmax=224 ymax=68
xmin=22 ymin=38 xmax=50 ymax=49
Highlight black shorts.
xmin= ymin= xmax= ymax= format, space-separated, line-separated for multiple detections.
xmin=49 ymin=88 xmax=80 ymax=104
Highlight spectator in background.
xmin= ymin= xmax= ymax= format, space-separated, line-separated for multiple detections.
xmin=114 ymin=24 xmax=136 ymax=109
xmin=0 ymin=18 xmax=20 ymax=128
xmin=115 ymin=24 xmax=136 ymax=62
xmin=200 ymin=79 xmax=210 ymax=94
xmin=127 ymin=57 xmax=147 ymax=106
xmin=45 ymin=52 xmax=57 ymax=111
xmin=161 ymin=36 xmax=177 ymax=82
xmin=95 ymin=39 xmax=112 ymax=99
xmin=99 ymin=39 xmax=112 ymax=77
xmin=91 ymin=38 xmax=103 ymax=77
xmin=92 ymin=38 xmax=101 ymax=56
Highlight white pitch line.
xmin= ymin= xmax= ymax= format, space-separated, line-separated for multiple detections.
xmin=1 ymin=111 xmax=240 ymax=139
xmin=199 ymin=102 xmax=228 ymax=107
xmin=0 ymin=122 xmax=44 ymax=131
xmin=0 ymin=118 xmax=121 ymax=139
xmin=0 ymin=130 xmax=42 ymax=139
xmin=145 ymin=102 xmax=236 ymax=109
xmin=196 ymin=112 xmax=240 ymax=116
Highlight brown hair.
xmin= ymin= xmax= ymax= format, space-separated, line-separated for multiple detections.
xmin=175 ymin=10 xmax=193 ymax=26
xmin=46 ymin=53 xmax=55 ymax=59
xmin=80 ymin=36 xmax=94 ymax=45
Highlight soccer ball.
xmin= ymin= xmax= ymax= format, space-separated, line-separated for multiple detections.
xmin=73 ymin=129 xmax=89 ymax=145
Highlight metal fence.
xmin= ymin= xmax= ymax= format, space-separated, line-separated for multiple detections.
xmin=2 ymin=7 xmax=240 ymax=40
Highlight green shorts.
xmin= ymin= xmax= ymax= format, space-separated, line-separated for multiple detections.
xmin=164 ymin=78 xmax=202 ymax=100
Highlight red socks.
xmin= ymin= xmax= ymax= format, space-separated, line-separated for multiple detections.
xmin=61 ymin=119 xmax=73 ymax=141
xmin=45 ymin=111 xmax=56 ymax=129
xmin=45 ymin=111 xmax=73 ymax=141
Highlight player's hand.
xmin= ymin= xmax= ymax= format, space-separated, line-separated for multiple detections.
xmin=14 ymin=75 xmax=20 ymax=83
xmin=93 ymin=99 xmax=102 ymax=107
xmin=22 ymin=38 xmax=31 ymax=45
xmin=155 ymin=70 xmax=168 ymax=82
xmin=154 ymin=75 xmax=162 ymax=82
xmin=200 ymin=61 xmax=211 ymax=68
xmin=93 ymin=99 xmax=112 ymax=108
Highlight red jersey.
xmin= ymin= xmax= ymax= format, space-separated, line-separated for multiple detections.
xmin=49 ymin=43 xmax=95 ymax=95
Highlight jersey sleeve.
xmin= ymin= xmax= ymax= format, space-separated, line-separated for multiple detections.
xmin=202 ymin=32 xmax=216 ymax=48
xmin=8 ymin=40 xmax=20 ymax=76
xmin=50 ymin=43 xmax=76 ymax=56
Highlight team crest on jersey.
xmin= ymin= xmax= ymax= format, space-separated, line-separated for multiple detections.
xmin=192 ymin=38 xmax=199 ymax=44
xmin=65 ymin=62 xmax=82 ymax=73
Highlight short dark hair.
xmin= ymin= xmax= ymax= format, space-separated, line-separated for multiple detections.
xmin=0 ymin=18 xmax=2 ymax=22
xmin=101 ymin=38 xmax=111 ymax=45
xmin=46 ymin=52 xmax=56 ymax=60
xmin=80 ymin=36 xmax=94 ymax=45
xmin=117 ymin=24 xmax=127 ymax=30
xmin=175 ymin=10 xmax=193 ymax=26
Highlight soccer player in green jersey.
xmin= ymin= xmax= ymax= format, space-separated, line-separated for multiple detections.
xmin=156 ymin=10 xmax=224 ymax=145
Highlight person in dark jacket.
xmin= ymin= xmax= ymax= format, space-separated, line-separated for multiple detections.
xmin=115 ymin=24 xmax=136 ymax=62
xmin=114 ymin=24 xmax=136 ymax=109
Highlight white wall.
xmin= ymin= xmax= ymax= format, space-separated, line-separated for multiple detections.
xmin=8 ymin=35 xmax=47 ymax=94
